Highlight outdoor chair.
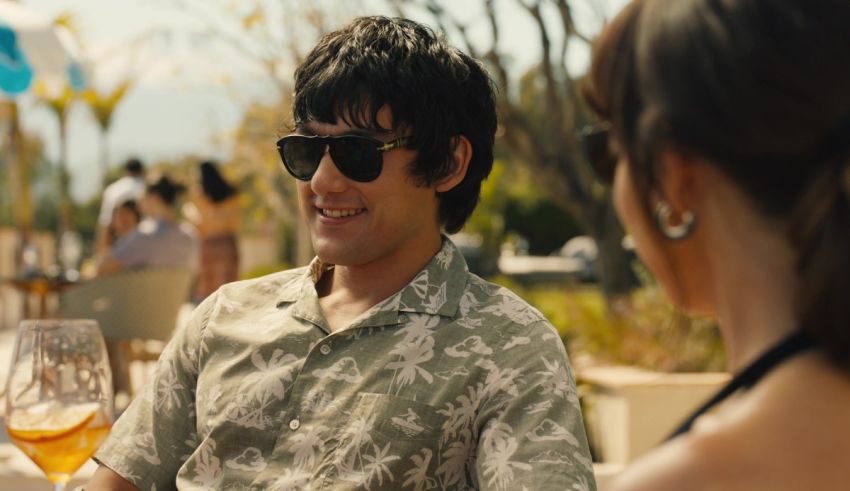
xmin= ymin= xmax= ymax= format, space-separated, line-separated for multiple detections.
xmin=57 ymin=268 xmax=193 ymax=401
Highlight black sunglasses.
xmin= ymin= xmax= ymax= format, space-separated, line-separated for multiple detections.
xmin=579 ymin=122 xmax=618 ymax=185
xmin=276 ymin=134 xmax=411 ymax=182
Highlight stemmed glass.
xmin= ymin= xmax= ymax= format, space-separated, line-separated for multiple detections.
xmin=4 ymin=319 xmax=113 ymax=490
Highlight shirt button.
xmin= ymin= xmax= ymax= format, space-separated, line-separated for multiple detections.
xmin=319 ymin=344 xmax=331 ymax=355
xmin=289 ymin=419 xmax=300 ymax=431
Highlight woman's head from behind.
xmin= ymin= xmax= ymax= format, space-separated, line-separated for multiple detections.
xmin=143 ymin=175 xmax=187 ymax=218
xmin=199 ymin=160 xmax=237 ymax=203
xmin=585 ymin=0 xmax=850 ymax=369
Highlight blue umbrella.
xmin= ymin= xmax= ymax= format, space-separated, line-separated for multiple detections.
xmin=0 ymin=0 xmax=85 ymax=95
xmin=0 ymin=1 xmax=86 ymax=254
xmin=0 ymin=19 xmax=33 ymax=94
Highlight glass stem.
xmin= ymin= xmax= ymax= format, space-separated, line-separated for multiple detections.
xmin=54 ymin=484 xmax=65 ymax=491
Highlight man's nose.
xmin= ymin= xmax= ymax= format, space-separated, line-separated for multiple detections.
xmin=310 ymin=146 xmax=348 ymax=194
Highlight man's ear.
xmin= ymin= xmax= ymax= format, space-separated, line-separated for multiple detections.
xmin=435 ymin=135 xmax=472 ymax=192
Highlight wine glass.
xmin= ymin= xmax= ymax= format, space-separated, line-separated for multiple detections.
xmin=3 ymin=319 xmax=113 ymax=490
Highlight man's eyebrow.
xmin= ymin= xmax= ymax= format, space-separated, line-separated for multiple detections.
xmin=295 ymin=123 xmax=318 ymax=135
xmin=295 ymin=123 xmax=388 ymax=138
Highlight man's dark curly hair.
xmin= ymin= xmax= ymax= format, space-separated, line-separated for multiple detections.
xmin=292 ymin=16 xmax=498 ymax=233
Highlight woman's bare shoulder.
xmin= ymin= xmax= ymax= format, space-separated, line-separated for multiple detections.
xmin=608 ymin=353 xmax=850 ymax=491
xmin=605 ymin=421 xmax=749 ymax=491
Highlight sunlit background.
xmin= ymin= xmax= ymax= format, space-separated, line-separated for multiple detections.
xmin=19 ymin=0 xmax=625 ymax=202
xmin=1 ymin=2 xmax=733 ymax=486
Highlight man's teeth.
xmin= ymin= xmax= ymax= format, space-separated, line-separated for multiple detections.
xmin=321 ymin=208 xmax=363 ymax=218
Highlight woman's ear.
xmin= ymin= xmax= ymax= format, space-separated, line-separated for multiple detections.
xmin=658 ymin=146 xmax=700 ymax=212
xmin=435 ymin=135 xmax=472 ymax=192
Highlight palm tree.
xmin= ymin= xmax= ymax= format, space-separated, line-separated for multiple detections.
xmin=82 ymin=80 xmax=132 ymax=191
xmin=34 ymin=81 xmax=76 ymax=233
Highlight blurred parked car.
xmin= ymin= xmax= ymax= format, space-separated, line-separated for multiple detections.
xmin=553 ymin=235 xmax=599 ymax=283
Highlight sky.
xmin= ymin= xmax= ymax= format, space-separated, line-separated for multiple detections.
xmin=9 ymin=0 xmax=627 ymax=202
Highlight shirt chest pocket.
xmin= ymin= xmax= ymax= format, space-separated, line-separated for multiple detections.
xmin=319 ymin=393 xmax=448 ymax=489
xmin=355 ymin=393 xmax=446 ymax=440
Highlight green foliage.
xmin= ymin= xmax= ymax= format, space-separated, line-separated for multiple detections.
xmin=32 ymin=198 xmax=59 ymax=233
xmin=82 ymin=80 xmax=133 ymax=131
xmin=504 ymin=198 xmax=580 ymax=255
xmin=493 ymin=277 xmax=726 ymax=372
xmin=465 ymin=158 xmax=584 ymax=262
xmin=463 ymin=159 xmax=509 ymax=273
xmin=71 ymin=196 xmax=101 ymax=250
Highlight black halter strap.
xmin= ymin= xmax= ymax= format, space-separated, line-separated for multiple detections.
xmin=668 ymin=329 xmax=814 ymax=439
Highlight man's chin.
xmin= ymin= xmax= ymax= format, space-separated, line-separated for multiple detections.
xmin=312 ymin=242 xmax=361 ymax=266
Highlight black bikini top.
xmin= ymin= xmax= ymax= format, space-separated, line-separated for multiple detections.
xmin=668 ymin=329 xmax=815 ymax=439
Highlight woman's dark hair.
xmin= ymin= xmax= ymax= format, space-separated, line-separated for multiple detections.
xmin=200 ymin=160 xmax=238 ymax=203
xmin=147 ymin=175 xmax=187 ymax=207
xmin=292 ymin=16 xmax=498 ymax=233
xmin=585 ymin=0 xmax=850 ymax=371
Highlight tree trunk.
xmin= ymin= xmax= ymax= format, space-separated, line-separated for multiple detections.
xmin=99 ymin=128 xmax=109 ymax=192
xmin=591 ymin=197 xmax=639 ymax=298
xmin=6 ymin=100 xmax=33 ymax=273
xmin=58 ymin=116 xmax=72 ymax=236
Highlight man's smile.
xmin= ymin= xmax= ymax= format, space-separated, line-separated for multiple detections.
xmin=318 ymin=207 xmax=366 ymax=218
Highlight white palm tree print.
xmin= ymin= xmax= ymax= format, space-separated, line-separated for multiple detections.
xmin=289 ymin=424 xmax=328 ymax=468
xmin=154 ymin=370 xmax=184 ymax=412
xmin=386 ymin=336 xmax=435 ymax=391
xmin=402 ymin=448 xmax=436 ymax=491
xmin=270 ymin=468 xmax=311 ymax=491
xmin=481 ymin=422 xmax=532 ymax=491
xmin=395 ymin=314 xmax=440 ymax=344
xmin=190 ymin=438 xmax=221 ymax=488
xmin=362 ymin=442 xmax=400 ymax=488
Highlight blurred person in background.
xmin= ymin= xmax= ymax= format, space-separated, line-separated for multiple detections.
xmin=184 ymin=159 xmax=241 ymax=300
xmin=88 ymin=15 xmax=595 ymax=491
xmin=96 ymin=157 xmax=146 ymax=258
xmin=583 ymin=0 xmax=850 ymax=489
xmin=108 ymin=199 xmax=141 ymax=245
xmin=96 ymin=175 xmax=197 ymax=277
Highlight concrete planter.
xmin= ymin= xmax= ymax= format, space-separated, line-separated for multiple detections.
xmin=579 ymin=365 xmax=730 ymax=465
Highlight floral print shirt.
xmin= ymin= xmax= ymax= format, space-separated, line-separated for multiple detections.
xmin=95 ymin=239 xmax=596 ymax=490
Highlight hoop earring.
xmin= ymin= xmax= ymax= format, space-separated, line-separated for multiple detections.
xmin=654 ymin=201 xmax=695 ymax=240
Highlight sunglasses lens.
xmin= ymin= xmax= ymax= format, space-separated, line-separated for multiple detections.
xmin=329 ymin=137 xmax=382 ymax=182
xmin=279 ymin=137 xmax=326 ymax=180
xmin=277 ymin=135 xmax=387 ymax=182
xmin=581 ymin=124 xmax=617 ymax=185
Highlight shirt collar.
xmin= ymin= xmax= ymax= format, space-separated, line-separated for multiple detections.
xmin=279 ymin=237 xmax=469 ymax=329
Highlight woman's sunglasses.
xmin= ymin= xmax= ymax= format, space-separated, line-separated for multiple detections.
xmin=276 ymin=134 xmax=411 ymax=182
xmin=579 ymin=122 xmax=618 ymax=185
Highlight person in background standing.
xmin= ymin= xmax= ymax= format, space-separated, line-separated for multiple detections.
xmin=96 ymin=158 xmax=146 ymax=258
xmin=184 ymin=159 xmax=241 ymax=300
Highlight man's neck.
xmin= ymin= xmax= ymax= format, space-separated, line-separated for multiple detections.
xmin=316 ymin=235 xmax=443 ymax=332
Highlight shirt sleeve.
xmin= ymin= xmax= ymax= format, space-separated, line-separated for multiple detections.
xmin=474 ymin=320 xmax=597 ymax=491
xmin=93 ymin=294 xmax=215 ymax=490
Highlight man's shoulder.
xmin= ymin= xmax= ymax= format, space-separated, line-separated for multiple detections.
xmin=459 ymin=273 xmax=550 ymax=329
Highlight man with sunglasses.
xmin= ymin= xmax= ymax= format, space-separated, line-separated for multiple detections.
xmin=89 ymin=16 xmax=595 ymax=491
